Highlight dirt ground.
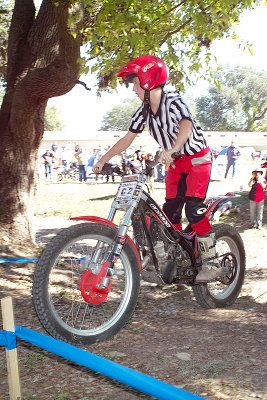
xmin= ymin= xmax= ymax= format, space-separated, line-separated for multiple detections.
xmin=0 ymin=206 xmax=267 ymax=400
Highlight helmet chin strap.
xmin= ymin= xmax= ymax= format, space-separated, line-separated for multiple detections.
xmin=144 ymin=90 xmax=150 ymax=104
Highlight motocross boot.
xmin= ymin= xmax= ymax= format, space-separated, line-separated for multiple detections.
xmin=195 ymin=233 xmax=221 ymax=283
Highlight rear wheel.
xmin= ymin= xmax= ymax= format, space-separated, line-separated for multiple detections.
xmin=33 ymin=223 xmax=140 ymax=345
xmin=72 ymin=170 xmax=79 ymax=181
xmin=193 ymin=224 xmax=245 ymax=308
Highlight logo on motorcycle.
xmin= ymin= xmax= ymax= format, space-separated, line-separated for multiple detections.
xmin=205 ymin=197 xmax=219 ymax=208
xmin=115 ymin=244 xmax=122 ymax=254
xmin=118 ymin=235 xmax=126 ymax=244
xmin=196 ymin=207 xmax=207 ymax=215
xmin=150 ymin=203 xmax=171 ymax=227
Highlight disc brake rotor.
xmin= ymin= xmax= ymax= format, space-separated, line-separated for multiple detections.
xmin=219 ymin=252 xmax=237 ymax=284
xmin=80 ymin=261 xmax=112 ymax=304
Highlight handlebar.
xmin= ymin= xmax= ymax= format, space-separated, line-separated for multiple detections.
xmin=171 ymin=152 xmax=182 ymax=160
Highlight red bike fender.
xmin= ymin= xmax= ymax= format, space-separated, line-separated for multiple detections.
xmin=205 ymin=193 xmax=236 ymax=218
xmin=70 ymin=216 xmax=142 ymax=272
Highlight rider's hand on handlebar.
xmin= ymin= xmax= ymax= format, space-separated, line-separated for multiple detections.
xmin=158 ymin=149 xmax=179 ymax=165
xmin=93 ymin=160 xmax=105 ymax=174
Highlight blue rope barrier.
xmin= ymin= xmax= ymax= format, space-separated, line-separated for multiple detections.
xmin=13 ymin=326 xmax=206 ymax=400
xmin=0 ymin=258 xmax=38 ymax=264
xmin=0 ymin=330 xmax=17 ymax=350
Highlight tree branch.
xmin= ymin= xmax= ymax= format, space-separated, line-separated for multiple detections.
xmin=83 ymin=0 xmax=104 ymax=29
xmin=6 ymin=0 xmax=36 ymax=89
xmin=76 ymin=80 xmax=91 ymax=91
xmin=18 ymin=0 xmax=82 ymax=101
xmin=160 ymin=17 xmax=192 ymax=46
xmin=254 ymin=106 xmax=267 ymax=121
xmin=152 ymin=1 xmax=186 ymax=24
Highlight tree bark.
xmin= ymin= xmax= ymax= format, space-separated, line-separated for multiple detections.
xmin=0 ymin=0 xmax=83 ymax=256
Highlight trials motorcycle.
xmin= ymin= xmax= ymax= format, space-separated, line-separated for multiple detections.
xmin=33 ymin=164 xmax=245 ymax=345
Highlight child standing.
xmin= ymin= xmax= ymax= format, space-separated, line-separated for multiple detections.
xmin=248 ymin=169 xmax=266 ymax=229
xmin=145 ymin=153 xmax=156 ymax=193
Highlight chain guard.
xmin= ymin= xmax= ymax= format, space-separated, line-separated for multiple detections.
xmin=80 ymin=262 xmax=112 ymax=304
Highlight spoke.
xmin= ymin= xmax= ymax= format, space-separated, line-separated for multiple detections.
xmin=72 ymin=301 xmax=82 ymax=327
xmin=64 ymin=294 xmax=80 ymax=325
xmin=46 ymin=233 xmax=131 ymax=336
xmin=80 ymin=303 xmax=90 ymax=329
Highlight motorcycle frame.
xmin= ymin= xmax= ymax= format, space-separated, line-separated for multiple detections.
xmin=71 ymin=174 xmax=239 ymax=281
xmin=71 ymin=174 xmax=198 ymax=278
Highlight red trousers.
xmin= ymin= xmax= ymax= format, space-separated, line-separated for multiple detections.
xmin=163 ymin=147 xmax=212 ymax=235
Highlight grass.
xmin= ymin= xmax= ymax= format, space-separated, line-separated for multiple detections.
xmin=53 ymin=394 xmax=69 ymax=400
xmin=199 ymin=359 xmax=229 ymax=377
xmin=34 ymin=179 xmax=166 ymax=220
xmin=34 ymin=178 xmax=266 ymax=228
xmin=25 ymin=350 xmax=45 ymax=368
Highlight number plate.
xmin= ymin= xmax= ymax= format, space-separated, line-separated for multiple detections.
xmin=115 ymin=180 xmax=138 ymax=204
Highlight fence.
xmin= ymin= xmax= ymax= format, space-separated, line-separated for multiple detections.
xmin=0 ymin=296 xmax=206 ymax=400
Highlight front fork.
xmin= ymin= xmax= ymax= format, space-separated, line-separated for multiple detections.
xmin=87 ymin=204 xmax=137 ymax=289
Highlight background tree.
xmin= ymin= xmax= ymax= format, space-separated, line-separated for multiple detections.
xmin=101 ymin=98 xmax=141 ymax=131
xmin=44 ymin=104 xmax=65 ymax=131
xmin=195 ymin=66 xmax=267 ymax=131
xmin=0 ymin=0 xmax=258 ymax=255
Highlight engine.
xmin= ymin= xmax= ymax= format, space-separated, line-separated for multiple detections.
xmin=134 ymin=215 xmax=194 ymax=283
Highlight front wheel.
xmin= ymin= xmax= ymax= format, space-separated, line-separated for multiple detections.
xmin=193 ymin=223 xmax=245 ymax=309
xmin=33 ymin=223 xmax=140 ymax=345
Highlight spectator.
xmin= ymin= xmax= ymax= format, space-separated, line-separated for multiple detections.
xmin=127 ymin=153 xmax=142 ymax=174
xmin=87 ymin=152 xmax=95 ymax=168
xmin=135 ymin=145 xmax=143 ymax=160
xmin=106 ymin=154 xmax=120 ymax=183
xmin=74 ymin=146 xmax=87 ymax=182
xmin=154 ymin=146 xmax=164 ymax=182
xmin=145 ymin=153 xmax=156 ymax=192
xmin=248 ymin=169 xmax=266 ymax=229
xmin=94 ymin=146 xmax=103 ymax=181
xmin=224 ymin=141 xmax=241 ymax=179
xmin=95 ymin=145 xmax=103 ymax=162
xmin=140 ymin=152 xmax=147 ymax=172
xmin=41 ymin=149 xmax=55 ymax=180
xmin=60 ymin=146 xmax=69 ymax=167
xmin=51 ymin=143 xmax=58 ymax=153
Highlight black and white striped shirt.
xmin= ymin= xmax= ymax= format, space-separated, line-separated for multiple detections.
xmin=129 ymin=90 xmax=207 ymax=156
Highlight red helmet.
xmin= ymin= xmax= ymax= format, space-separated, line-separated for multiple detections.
xmin=117 ymin=55 xmax=168 ymax=90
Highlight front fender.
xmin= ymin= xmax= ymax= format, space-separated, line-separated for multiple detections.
xmin=70 ymin=216 xmax=142 ymax=272
xmin=71 ymin=215 xmax=117 ymax=226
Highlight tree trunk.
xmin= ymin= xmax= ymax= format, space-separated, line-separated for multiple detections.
xmin=0 ymin=100 xmax=44 ymax=256
xmin=0 ymin=0 xmax=83 ymax=256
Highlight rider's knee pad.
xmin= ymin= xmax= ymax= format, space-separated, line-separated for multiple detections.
xmin=185 ymin=196 xmax=207 ymax=225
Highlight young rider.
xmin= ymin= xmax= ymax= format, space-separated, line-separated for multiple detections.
xmin=93 ymin=55 xmax=220 ymax=282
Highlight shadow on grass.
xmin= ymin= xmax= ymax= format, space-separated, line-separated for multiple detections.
xmin=89 ymin=194 xmax=114 ymax=201
xmin=35 ymin=228 xmax=63 ymax=244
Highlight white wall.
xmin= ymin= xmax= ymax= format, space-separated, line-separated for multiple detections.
xmin=41 ymin=130 xmax=267 ymax=153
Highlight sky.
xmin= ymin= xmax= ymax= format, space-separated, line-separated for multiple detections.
xmin=48 ymin=3 xmax=267 ymax=134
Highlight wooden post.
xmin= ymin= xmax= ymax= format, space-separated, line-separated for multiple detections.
xmin=1 ymin=296 xmax=21 ymax=400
